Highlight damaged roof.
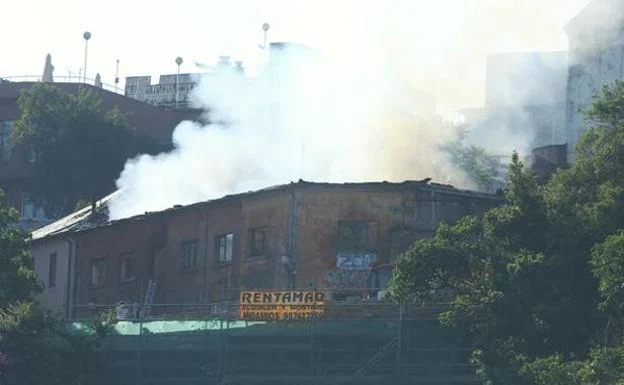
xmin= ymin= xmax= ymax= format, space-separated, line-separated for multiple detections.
xmin=31 ymin=179 xmax=504 ymax=243
xmin=31 ymin=192 xmax=120 ymax=241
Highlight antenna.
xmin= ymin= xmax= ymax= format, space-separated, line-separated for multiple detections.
xmin=114 ymin=59 xmax=120 ymax=93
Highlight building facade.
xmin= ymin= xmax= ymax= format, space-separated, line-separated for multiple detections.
xmin=461 ymin=51 xmax=568 ymax=159
xmin=125 ymin=56 xmax=245 ymax=109
xmin=564 ymin=0 xmax=624 ymax=163
xmin=31 ymin=180 xmax=504 ymax=318
xmin=0 ymin=81 xmax=200 ymax=229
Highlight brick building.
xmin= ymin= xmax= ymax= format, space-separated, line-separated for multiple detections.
xmin=31 ymin=180 xmax=504 ymax=319
xmin=0 ymin=80 xmax=200 ymax=229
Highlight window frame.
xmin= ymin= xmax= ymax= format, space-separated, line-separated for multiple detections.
xmin=90 ymin=259 xmax=106 ymax=289
xmin=248 ymin=227 xmax=267 ymax=258
xmin=0 ymin=120 xmax=13 ymax=162
xmin=120 ymin=253 xmax=135 ymax=283
xmin=48 ymin=252 xmax=57 ymax=289
xmin=181 ymin=240 xmax=199 ymax=271
xmin=337 ymin=220 xmax=378 ymax=252
xmin=215 ymin=233 xmax=234 ymax=263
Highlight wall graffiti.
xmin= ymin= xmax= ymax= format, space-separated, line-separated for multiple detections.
xmin=336 ymin=252 xmax=377 ymax=271
xmin=325 ymin=252 xmax=378 ymax=299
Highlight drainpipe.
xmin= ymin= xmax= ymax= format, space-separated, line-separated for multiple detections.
xmin=64 ymin=237 xmax=76 ymax=320
xmin=287 ymin=189 xmax=298 ymax=289
xmin=203 ymin=210 xmax=210 ymax=303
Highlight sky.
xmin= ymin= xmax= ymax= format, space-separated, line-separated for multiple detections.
xmin=1 ymin=0 xmax=591 ymax=109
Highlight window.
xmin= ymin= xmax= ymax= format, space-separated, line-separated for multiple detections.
xmin=249 ymin=227 xmax=266 ymax=257
xmin=48 ymin=253 xmax=57 ymax=289
xmin=21 ymin=194 xmax=46 ymax=220
xmin=337 ymin=221 xmax=378 ymax=251
xmin=0 ymin=121 xmax=12 ymax=161
xmin=120 ymin=254 xmax=135 ymax=282
xmin=216 ymin=233 xmax=234 ymax=263
xmin=182 ymin=240 xmax=199 ymax=270
xmin=90 ymin=259 xmax=106 ymax=288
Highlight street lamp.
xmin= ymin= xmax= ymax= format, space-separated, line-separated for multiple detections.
xmin=175 ymin=56 xmax=183 ymax=108
xmin=83 ymin=31 xmax=91 ymax=84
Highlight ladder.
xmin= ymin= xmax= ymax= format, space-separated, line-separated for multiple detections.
xmin=355 ymin=336 xmax=399 ymax=376
xmin=141 ymin=278 xmax=157 ymax=319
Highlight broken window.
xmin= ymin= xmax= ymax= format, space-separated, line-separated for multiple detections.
xmin=90 ymin=259 xmax=106 ymax=288
xmin=120 ymin=253 xmax=135 ymax=282
xmin=337 ymin=221 xmax=378 ymax=252
xmin=216 ymin=233 xmax=234 ymax=263
xmin=249 ymin=227 xmax=266 ymax=257
xmin=182 ymin=240 xmax=199 ymax=270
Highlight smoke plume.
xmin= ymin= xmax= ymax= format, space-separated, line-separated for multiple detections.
xmin=109 ymin=1 xmax=583 ymax=220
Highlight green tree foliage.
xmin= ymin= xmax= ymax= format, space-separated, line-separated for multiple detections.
xmin=12 ymin=84 xmax=159 ymax=218
xmin=0 ymin=302 xmax=118 ymax=385
xmin=0 ymin=189 xmax=117 ymax=384
xmin=0 ymin=191 xmax=41 ymax=307
xmin=389 ymin=80 xmax=624 ymax=385
xmin=441 ymin=124 xmax=507 ymax=192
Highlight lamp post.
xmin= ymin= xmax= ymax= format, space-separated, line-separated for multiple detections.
xmin=175 ymin=56 xmax=183 ymax=108
xmin=83 ymin=31 xmax=91 ymax=84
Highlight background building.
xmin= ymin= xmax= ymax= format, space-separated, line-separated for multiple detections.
xmin=564 ymin=0 xmax=624 ymax=163
xmin=460 ymin=51 xmax=568 ymax=158
xmin=0 ymin=80 xmax=200 ymax=229
xmin=125 ymin=56 xmax=245 ymax=109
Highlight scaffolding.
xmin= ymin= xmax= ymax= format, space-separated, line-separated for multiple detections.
xmin=69 ymin=301 xmax=480 ymax=385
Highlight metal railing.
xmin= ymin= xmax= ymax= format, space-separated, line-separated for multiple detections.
xmin=0 ymin=75 xmax=122 ymax=94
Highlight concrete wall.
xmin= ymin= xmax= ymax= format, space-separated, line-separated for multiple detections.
xmin=31 ymin=238 xmax=72 ymax=317
xmin=531 ymin=144 xmax=568 ymax=182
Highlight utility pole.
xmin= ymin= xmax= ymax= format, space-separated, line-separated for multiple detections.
xmin=175 ymin=57 xmax=183 ymax=108
xmin=83 ymin=31 xmax=91 ymax=84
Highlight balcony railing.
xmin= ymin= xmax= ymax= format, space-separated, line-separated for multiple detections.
xmin=0 ymin=75 xmax=122 ymax=94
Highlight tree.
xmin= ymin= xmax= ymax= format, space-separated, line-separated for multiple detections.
xmin=0 ymin=190 xmax=41 ymax=307
xmin=0 ymin=188 xmax=117 ymax=385
xmin=441 ymin=124 xmax=507 ymax=193
xmin=12 ymin=84 xmax=159 ymax=218
xmin=388 ymin=80 xmax=624 ymax=385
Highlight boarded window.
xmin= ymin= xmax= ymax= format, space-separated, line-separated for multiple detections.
xmin=120 ymin=253 xmax=135 ymax=282
xmin=90 ymin=259 xmax=106 ymax=288
xmin=48 ymin=252 xmax=57 ymax=289
xmin=249 ymin=227 xmax=266 ymax=257
xmin=337 ymin=221 xmax=378 ymax=251
xmin=216 ymin=233 xmax=234 ymax=263
xmin=182 ymin=240 xmax=199 ymax=270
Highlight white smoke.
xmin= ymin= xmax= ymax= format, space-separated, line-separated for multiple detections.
xmin=108 ymin=1 xmax=586 ymax=220
xmin=110 ymin=45 xmax=470 ymax=220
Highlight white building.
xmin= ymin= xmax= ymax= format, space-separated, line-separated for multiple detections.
xmin=30 ymin=194 xmax=116 ymax=318
xmin=125 ymin=57 xmax=244 ymax=109
xmin=564 ymin=0 xmax=624 ymax=162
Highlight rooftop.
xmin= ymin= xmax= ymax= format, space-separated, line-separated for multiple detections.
xmin=32 ymin=179 xmax=505 ymax=243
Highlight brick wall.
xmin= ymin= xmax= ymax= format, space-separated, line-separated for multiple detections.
xmin=70 ymin=183 xmax=504 ymax=311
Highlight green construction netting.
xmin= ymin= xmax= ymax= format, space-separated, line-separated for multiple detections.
xmin=67 ymin=320 xmax=267 ymax=335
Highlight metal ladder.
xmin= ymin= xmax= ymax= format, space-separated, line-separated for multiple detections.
xmin=355 ymin=336 xmax=399 ymax=376
xmin=141 ymin=278 xmax=157 ymax=319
